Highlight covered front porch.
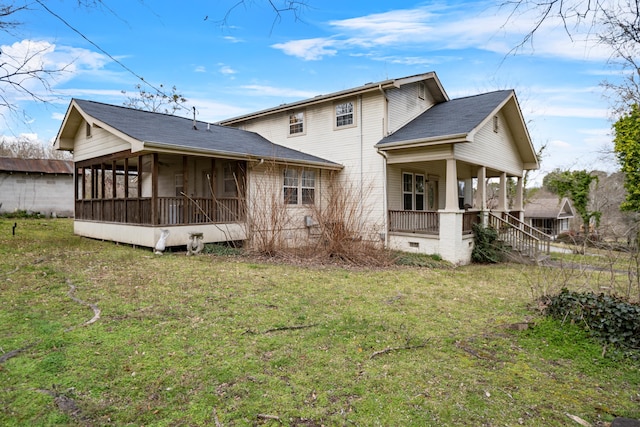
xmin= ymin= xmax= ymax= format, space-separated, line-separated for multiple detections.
xmin=384 ymin=157 xmax=527 ymax=265
xmin=73 ymin=150 xmax=247 ymax=248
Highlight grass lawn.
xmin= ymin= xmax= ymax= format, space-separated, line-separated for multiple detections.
xmin=1 ymin=218 xmax=639 ymax=426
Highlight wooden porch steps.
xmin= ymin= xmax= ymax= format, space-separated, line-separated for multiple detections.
xmin=488 ymin=212 xmax=552 ymax=264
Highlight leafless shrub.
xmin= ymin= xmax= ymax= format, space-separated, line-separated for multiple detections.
xmin=244 ymin=162 xmax=291 ymax=256
xmin=244 ymin=164 xmax=390 ymax=266
xmin=309 ymin=172 xmax=389 ymax=266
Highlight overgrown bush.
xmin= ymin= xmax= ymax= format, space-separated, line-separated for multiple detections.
xmin=393 ymin=251 xmax=447 ymax=268
xmin=545 ymin=289 xmax=640 ymax=350
xmin=0 ymin=210 xmax=43 ymax=219
xmin=203 ymin=242 xmax=243 ymax=256
xmin=471 ymin=223 xmax=506 ymax=263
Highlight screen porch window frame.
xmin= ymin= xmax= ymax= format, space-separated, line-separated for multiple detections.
xmin=402 ymin=172 xmax=425 ymax=211
xmin=175 ymin=173 xmax=184 ymax=197
xmin=288 ymin=111 xmax=305 ymax=136
xmin=335 ymin=100 xmax=356 ymax=129
xmin=284 ymin=167 xmax=316 ymax=205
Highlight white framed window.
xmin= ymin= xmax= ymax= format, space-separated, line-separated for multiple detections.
xmin=289 ymin=111 xmax=305 ymax=135
xmin=175 ymin=173 xmax=184 ymax=197
xmin=335 ymin=101 xmax=355 ymax=128
xmin=222 ymin=163 xmax=238 ymax=196
xmin=85 ymin=122 xmax=92 ymax=138
xmin=418 ymin=82 xmax=426 ymax=100
xmin=284 ymin=168 xmax=316 ymax=205
xmin=403 ymin=172 xmax=425 ymax=211
xmin=493 ymin=115 xmax=499 ymax=133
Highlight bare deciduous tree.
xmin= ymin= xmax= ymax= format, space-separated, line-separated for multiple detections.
xmin=121 ymin=84 xmax=187 ymax=114
xmin=0 ymin=135 xmax=71 ymax=159
xmin=502 ymin=0 xmax=640 ymax=114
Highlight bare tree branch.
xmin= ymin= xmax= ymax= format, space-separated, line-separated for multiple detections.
xmin=213 ymin=0 xmax=309 ymax=34
xmin=502 ymin=0 xmax=640 ymax=114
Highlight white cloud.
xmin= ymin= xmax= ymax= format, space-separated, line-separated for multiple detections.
xmin=194 ymin=65 xmax=206 ymax=73
xmin=549 ymin=139 xmax=573 ymax=149
xmin=531 ymin=105 xmax=609 ymax=119
xmin=271 ymin=3 xmax=613 ymax=62
xmin=271 ymin=38 xmax=338 ymax=61
xmin=0 ymin=39 xmax=112 ymax=101
xmin=223 ymin=36 xmax=243 ymax=43
xmin=219 ymin=65 xmax=237 ymax=75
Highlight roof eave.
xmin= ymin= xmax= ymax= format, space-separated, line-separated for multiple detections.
xmin=142 ymin=141 xmax=343 ymax=170
xmin=376 ymin=134 xmax=469 ymax=150
xmin=220 ymin=72 xmax=448 ymax=125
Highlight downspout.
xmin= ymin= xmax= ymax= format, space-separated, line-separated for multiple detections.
xmin=359 ymin=94 xmax=364 ymax=230
xmin=377 ymin=148 xmax=389 ymax=248
xmin=378 ymin=84 xmax=390 ymax=247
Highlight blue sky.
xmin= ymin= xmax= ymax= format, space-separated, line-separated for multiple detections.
xmin=1 ymin=0 xmax=622 ymax=184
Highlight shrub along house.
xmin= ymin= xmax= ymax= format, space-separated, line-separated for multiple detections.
xmin=55 ymin=71 xmax=541 ymax=264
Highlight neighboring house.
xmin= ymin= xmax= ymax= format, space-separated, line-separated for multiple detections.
xmin=54 ymin=71 xmax=539 ymax=264
xmin=0 ymin=157 xmax=74 ymax=217
xmin=524 ymin=190 xmax=575 ymax=237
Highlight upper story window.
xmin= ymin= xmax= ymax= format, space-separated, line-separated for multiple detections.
xmin=289 ymin=111 xmax=305 ymax=135
xmin=335 ymin=101 xmax=354 ymax=128
xmin=85 ymin=122 xmax=92 ymax=138
xmin=284 ymin=168 xmax=316 ymax=205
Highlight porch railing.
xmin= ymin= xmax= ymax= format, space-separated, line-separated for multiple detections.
xmin=462 ymin=211 xmax=481 ymax=235
xmin=389 ymin=210 xmax=439 ymax=234
xmin=389 ymin=210 xmax=481 ymax=235
xmin=488 ymin=211 xmax=551 ymax=260
xmin=75 ymin=197 xmax=244 ymax=226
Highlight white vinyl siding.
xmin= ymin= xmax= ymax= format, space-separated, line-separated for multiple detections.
xmin=387 ymin=82 xmax=436 ymax=134
xmin=454 ymin=111 xmax=524 ymax=176
xmin=73 ymin=122 xmax=131 ymax=162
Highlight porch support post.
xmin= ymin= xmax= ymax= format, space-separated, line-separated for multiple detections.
xmin=477 ymin=166 xmax=488 ymax=226
xmin=151 ymin=153 xmax=158 ymax=225
xmin=438 ymin=158 xmax=471 ymax=265
xmin=515 ymin=176 xmax=524 ymax=221
xmin=444 ymin=158 xmax=460 ymax=212
xmin=210 ymin=158 xmax=216 ymax=222
xmin=182 ymin=156 xmax=188 ymax=224
xmin=497 ymin=172 xmax=508 ymax=211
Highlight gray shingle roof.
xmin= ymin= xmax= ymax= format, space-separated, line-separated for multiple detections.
xmin=525 ymin=190 xmax=575 ymax=219
xmin=73 ymin=99 xmax=340 ymax=168
xmin=376 ymin=90 xmax=513 ymax=146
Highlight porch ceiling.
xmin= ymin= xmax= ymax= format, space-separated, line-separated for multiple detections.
xmin=387 ymin=157 xmax=519 ymax=179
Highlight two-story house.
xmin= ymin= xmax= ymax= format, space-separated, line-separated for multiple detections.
xmin=54 ymin=71 xmax=539 ymax=264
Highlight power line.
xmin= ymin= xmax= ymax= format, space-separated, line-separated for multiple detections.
xmin=34 ymin=0 xmax=191 ymax=114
